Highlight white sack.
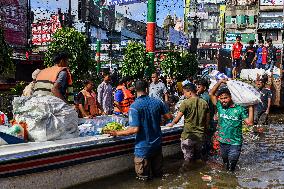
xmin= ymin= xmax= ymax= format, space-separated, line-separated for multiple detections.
xmin=240 ymin=69 xmax=266 ymax=81
xmin=226 ymin=80 xmax=261 ymax=106
xmin=13 ymin=95 xmax=79 ymax=142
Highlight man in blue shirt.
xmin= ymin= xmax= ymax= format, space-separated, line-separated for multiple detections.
xmin=109 ymin=80 xmax=172 ymax=180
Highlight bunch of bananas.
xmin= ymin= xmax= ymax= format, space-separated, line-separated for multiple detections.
xmin=102 ymin=122 xmax=125 ymax=134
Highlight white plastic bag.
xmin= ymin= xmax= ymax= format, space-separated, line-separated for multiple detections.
xmin=226 ymin=80 xmax=261 ymax=106
xmin=240 ymin=69 xmax=266 ymax=81
xmin=13 ymin=95 xmax=79 ymax=142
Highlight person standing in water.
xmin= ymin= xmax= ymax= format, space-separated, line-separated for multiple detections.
xmin=209 ymin=79 xmax=254 ymax=171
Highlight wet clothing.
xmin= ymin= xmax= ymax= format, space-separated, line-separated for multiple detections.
xmin=216 ymin=101 xmax=248 ymax=145
xmin=149 ymin=82 xmax=167 ymax=102
xmin=245 ymin=46 xmax=256 ymax=69
xmin=220 ymin=143 xmax=242 ymax=171
xmin=97 ymin=81 xmax=113 ymax=115
xmin=232 ymin=42 xmax=243 ymax=59
xmin=179 ymin=97 xmax=209 ymax=141
xmin=129 ymin=95 xmax=168 ymax=158
xmin=134 ymin=148 xmax=163 ymax=179
xmin=181 ymin=138 xmax=206 ymax=161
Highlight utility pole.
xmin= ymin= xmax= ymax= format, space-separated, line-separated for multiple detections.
xmin=95 ymin=1 xmax=104 ymax=75
xmin=146 ymin=0 xmax=156 ymax=75
xmin=68 ymin=0 xmax=72 ymax=27
xmin=27 ymin=0 xmax=31 ymax=48
xmin=190 ymin=0 xmax=200 ymax=53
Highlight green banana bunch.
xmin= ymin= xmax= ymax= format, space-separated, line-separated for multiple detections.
xmin=102 ymin=122 xmax=125 ymax=134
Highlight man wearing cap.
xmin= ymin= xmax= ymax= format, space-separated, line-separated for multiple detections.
xmin=109 ymin=80 xmax=172 ymax=180
xmin=209 ymin=79 xmax=254 ymax=171
xmin=168 ymin=83 xmax=210 ymax=163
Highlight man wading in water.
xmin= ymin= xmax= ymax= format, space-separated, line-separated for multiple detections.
xmin=210 ymin=79 xmax=254 ymax=171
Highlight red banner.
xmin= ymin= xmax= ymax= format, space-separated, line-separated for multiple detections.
xmin=0 ymin=0 xmax=27 ymax=46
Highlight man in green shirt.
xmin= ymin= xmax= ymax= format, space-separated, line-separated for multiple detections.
xmin=168 ymin=83 xmax=210 ymax=162
xmin=209 ymin=79 xmax=254 ymax=171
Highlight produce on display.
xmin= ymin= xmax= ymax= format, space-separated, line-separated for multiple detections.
xmin=102 ymin=122 xmax=126 ymax=134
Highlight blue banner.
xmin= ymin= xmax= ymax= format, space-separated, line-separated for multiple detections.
xmin=106 ymin=0 xmax=146 ymax=6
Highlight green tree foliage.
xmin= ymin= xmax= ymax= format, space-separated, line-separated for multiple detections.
xmin=121 ymin=41 xmax=153 ymax=79
xmin=0 ymin=28 xmax=15 ymax=80
xmin=44 ymin=27 xmax=94 ymax=90
xmin=160 ymin=51 xmax=198 ymax=80
xmin=163 ymin=15 xmax=175 ymax=33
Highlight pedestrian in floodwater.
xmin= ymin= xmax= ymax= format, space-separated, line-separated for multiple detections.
xmin=209 ymin=79 xmax=254 ymax=171
xmin=168 ymin=83 xmax=210 ymax=163
xmin=255 ymin=77 xmax=272 ymax=125
xmin=109 ymin=80 xmax=172 ymax=180
xmin=231 ymin=36 xmax=243 ymax=79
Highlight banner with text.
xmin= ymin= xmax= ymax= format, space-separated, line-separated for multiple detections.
xmin=106 ymin=0 xmax=146 ymax=6
xmin=260 ymin=0 xmax=283 ymax=6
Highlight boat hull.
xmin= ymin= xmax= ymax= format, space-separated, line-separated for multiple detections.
xmin=0 ymin=127 xmax=182 ymax=189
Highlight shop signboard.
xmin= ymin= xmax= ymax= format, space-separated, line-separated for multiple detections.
xmin=106 ymin=0 xmax=146 ymax=6
xmin=0 ymin=0 xmax=27 ymax=46
xmin=260 ymin=0 xmax=283 ymax=6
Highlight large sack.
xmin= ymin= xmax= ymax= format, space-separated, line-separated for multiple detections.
xmin=13 ymin=95 xmax=79 ymax=141
xmin=240 ymin=69 xmax=266 ymax=81
xmin=226 ymin=80 xmax=261 ymax=106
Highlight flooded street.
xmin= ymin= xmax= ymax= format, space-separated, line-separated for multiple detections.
xmin=72 ymin=111 xmax=284 ymax=189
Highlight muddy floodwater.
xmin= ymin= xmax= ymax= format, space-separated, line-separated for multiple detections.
xmin=71 ymin=111 xmax=284 ymax=189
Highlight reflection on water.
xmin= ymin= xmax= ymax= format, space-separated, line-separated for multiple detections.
xmin=71 ymin=112 xmax=284 ymax=189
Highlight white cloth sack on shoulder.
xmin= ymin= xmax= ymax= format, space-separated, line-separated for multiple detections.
xmin=13 ymin=95 xmax=79 ymax=142
xmin=226 ymin=80 xmax=261 ymax=106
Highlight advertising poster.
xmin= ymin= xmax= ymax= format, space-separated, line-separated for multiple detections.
xmin=0 ymin=0 xmax=27 ymax=46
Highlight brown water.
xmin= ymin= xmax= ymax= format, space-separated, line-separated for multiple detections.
xmin=71 ymin=111 xmax=284 ymax=189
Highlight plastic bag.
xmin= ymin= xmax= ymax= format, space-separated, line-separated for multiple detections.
xmin=209 ymin=70 xmax=228 ymax=80
xmin=240 ymin=69 xmax=266 ymax=81
xmin=0 ymin=111 xmax=8 ymax=126
xmin=226 ymin=80 xmax=261 ymax=106
xmin=13 ymin=95 xmax=79 ymax=142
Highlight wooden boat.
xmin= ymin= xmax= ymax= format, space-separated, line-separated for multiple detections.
xmin=0 ymin=126 xmax=182 ymax=189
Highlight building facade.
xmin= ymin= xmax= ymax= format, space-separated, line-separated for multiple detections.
xmin=187 ymin=0 xmax=226 ymax=43
xmin=257 ymin=0 xmax=283 ymax=47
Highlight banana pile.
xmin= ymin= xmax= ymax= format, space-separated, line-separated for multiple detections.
xmin=102 ymin=122 xmax=125 ymax=134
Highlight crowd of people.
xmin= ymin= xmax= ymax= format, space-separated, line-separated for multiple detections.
xmin=23 ymin=50 xmax=273 ymax=181
xmin=231 ymin=36 xmax=277 ymax=79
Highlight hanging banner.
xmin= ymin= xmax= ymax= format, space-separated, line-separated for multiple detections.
xmin=0 ymin=0 xmax=27 ymax=46
xmin=260 ymin=0 xmax=283 ymax=6
xmin=106 ymin=0 xmax=146 ymax=6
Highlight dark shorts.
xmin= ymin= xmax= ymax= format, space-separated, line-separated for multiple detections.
xmin=232 ymin=59 xmax=241 ymax=68
xmin=134 ymin=148 xmax=163 ymax=180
